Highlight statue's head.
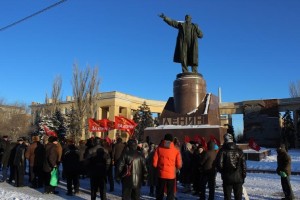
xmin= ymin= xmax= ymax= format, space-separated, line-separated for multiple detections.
xmin=185 ymin=15 xmax=192 ymax=23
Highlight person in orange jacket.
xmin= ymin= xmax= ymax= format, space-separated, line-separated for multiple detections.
xmin=153 ymin=133 xmax=182 ymax=200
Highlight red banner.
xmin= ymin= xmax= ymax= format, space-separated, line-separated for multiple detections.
xmin=210 ymin=135 xmax=221 ymax=147
xmin=43 ymin=125 xmax=57 ymax=137
xmin=249 ymin=138 xmax=261 ymax=151
xmin=88 ymin=118 xmax=113 ymax=132
xmin=114 ymin=116 xmax=137 ymax=136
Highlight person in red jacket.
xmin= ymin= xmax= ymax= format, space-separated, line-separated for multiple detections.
xmin=153 ymin=133 xmax=182 ymax=200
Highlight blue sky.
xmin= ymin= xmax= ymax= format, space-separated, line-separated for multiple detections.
xmin=1 ymin=0 xmax=299 ymax=109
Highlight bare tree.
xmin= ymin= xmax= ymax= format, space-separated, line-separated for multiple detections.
xmin=0 ymin=102 xmax=30 ymax=140
xmin=87 ymin=67 xmax=100 ymax=119
xmin=289 ymin=80 xmax=300 ymax=97
xmin=51 ymin=75 xmax=62 ymax=113
xmin=71 ymin=64 xmax=100 ymax=141
xmin=42 ymin=76 xmax=62 ymax=116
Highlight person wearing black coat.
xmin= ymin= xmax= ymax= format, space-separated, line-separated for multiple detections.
xmin=116 ymin=139 xmax=148 ymax=200
xmin=85 ymin=137 xmax=111 ymax=200
xmin=13 ymin=138 xmax=28 ymax=187
xmin=62 ymin=141 xmax=80 ymax=196
xmin=8 ymin=141 xmax=19 ymax=183
xmin=215 ymin=133 xmax=246 ymax=200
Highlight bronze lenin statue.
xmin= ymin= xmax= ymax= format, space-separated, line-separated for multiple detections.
xmin=159 ymin=13 xmax=203 ymax=74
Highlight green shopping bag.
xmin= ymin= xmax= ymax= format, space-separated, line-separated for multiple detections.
xmin=50 ymin=168 xmax=58 ymax=186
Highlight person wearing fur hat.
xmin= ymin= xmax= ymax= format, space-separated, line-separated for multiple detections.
xmin=215 ymin=133 xmax=246 ymax=200
xmin=13 ymin=137 xmax=29 ymax=187
xmin=276 ymin=144 xmax=295 ymax=200
xmin=25 ymin=135 xmax=45 ymax=188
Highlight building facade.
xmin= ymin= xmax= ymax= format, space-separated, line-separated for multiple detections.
xmin=30 ymin=91 xmax=166 ymax=140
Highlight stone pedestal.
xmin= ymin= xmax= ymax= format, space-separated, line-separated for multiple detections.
xmin=144 ymin=72 xmax=227 ymax=145
xmin=174 ymin=73 xmax=206 ymax=114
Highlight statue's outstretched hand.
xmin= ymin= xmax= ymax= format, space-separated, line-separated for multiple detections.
xmin=159 ymin=13 xmax=165 ymax=19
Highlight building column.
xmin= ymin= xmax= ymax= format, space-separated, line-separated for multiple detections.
xmin=125 ymin=107 xmax=132 ymax=119
xmin=108 ymin=105 xmax=119 ymax=139
xmin=96 ymin=107 xmax=102 ymax=120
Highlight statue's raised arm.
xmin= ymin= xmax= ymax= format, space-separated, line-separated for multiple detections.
xmin=159 ymin=14 xmax=203 ymax=74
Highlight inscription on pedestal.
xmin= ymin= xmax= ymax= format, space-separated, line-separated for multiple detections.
xmin=162 ymin=115 xmax=205 ymax=125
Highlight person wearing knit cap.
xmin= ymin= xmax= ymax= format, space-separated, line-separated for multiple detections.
xmin=153 ymin=133 xmax=182 ymax=200
xmin=215 ymin=133 xmax=247 ymax=200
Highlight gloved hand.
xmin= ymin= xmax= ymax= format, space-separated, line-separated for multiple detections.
xmin=279 ymin=171 xmax=287 ymax=178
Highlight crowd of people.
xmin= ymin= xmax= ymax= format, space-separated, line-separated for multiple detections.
xmin=0 ymin=132 xmax=295 ymax=200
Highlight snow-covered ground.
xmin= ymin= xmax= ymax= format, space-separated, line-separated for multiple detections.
xmin=0 ymin=148 xmax=299 ymax=200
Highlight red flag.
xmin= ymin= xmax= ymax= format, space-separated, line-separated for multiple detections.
xmin=249 ymin=138 xmax=261 ymax=151
xmin=43 ymin=125 xmax=57 ymax=137
xmin=210 ymin=135 xmax=221 ymax=147
xmin=184 ymin=135 xmax=190 ymax=143
xmin=88 ymin=118 xmax=112 ymax=132
xmin=199 ymin=137 xmax=207 ymax=150
xmin=114 ymin=116 xmax=137 ymax=136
